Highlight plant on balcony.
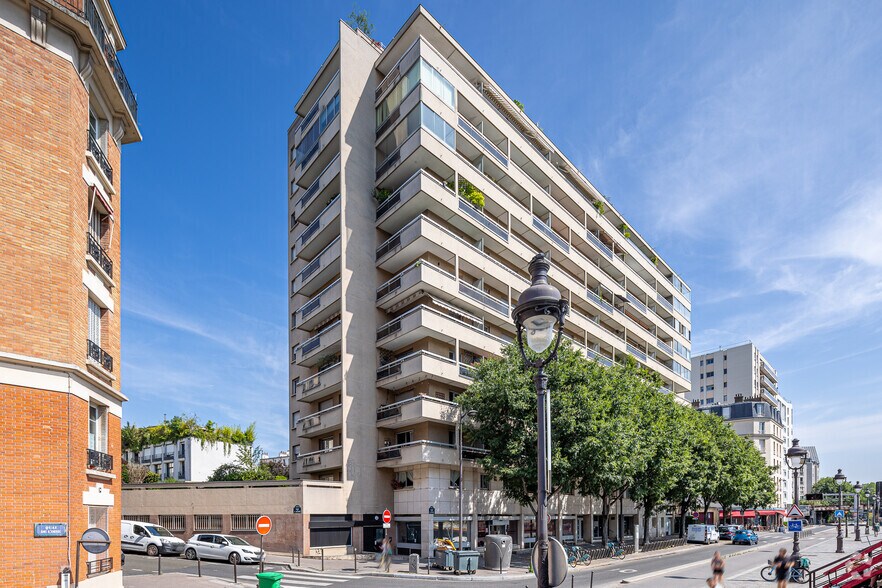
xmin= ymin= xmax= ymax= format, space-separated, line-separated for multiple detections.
xmin=373 ymin=188 xmax=392 ymax=203
xmin=346 ymin=7 xmax=374 ymax=36
xmin=122 ymin=415 xmax=256 ymax=456
xmin=651 ymin=254 xmax=659 ymax=266
xmin=592 ymin=199 xmax=606 ymax=215
xmin=316 ymin=354 xmax=340 ymax=371
xmin=122 ymin=462 xmax=160 ymax=484
xmin=619 ymin=223 xmax=631 ymax=239
xmin=458 ymin=178 xmax=485 ymax=209
xmin=513 ymin=99 xmax=525 ymax=112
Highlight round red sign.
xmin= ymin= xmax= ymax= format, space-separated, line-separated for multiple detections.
xmin=256 ymin=515 xmax=272 ymax=536
xmin=382 ymin=509 xmax=392 ymax=524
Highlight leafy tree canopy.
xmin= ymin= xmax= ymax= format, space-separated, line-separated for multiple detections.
xmin=346 ymin=6 xmax=374 ymax=37
xmin=122 ymin=415 xmax=255 ymax=456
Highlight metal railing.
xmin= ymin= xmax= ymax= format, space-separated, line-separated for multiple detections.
xmin=586 ymin=230 xmax=613 ymax=259
xmin=458 ymin=281 xmax=509 ymax=316
xmin=87 ymin=232 xmax=113 ymax=277
xmin=376 ymin=147 xmax=401 ymax=179
xmin=626 ymin=292 xmax=647 ymax=314
xmin=86 ymin=557 xmax=113 ymax=577
xmin=377 ymin=318 xmax=402 ymax=341
xmin=297 ymin=279 xmax=340 ymax=321
xmin=459 ymin=199 xmax=508 ymax=242
xmin=87 ymin=132 xmax=113 ymax=182
xmin=87 ymin=339 xmax=113 ymax=372
xmin=586 ymin=290 xmax=614 ymax=315
xmin=295 ymin=236 xmax=340 ymax=284
xmin=376 ymin=395 xmax=458 ymax=421
xmin=298 ymin=155 xmax=339 ymax=210
xmin=377 ymin=350 xmax=456 ymax=381
xmin=458 ymin=115 xmax=508 ymax=167
xmin=376 ymin=234 xmax=401 ymax=260
xmin=656 ymin=339 xmax=674 ymax=355
xmin=297 ymin=361 xmax=341 ymax=397
xmin=299 ymin=320 xmax=341 ymax=358
xmin=376 ymin=64 xmax=400 ymax=100
xmin=532 ymin=216 xmax=569 ymax=252
xmin=656 ymin=293 xmax=674 ymax=313
xmin=86 ymin=448 xmax=113 ymax=471
xmin=627 ymin=343 xmax=647 ymax=362
xmin=84 ymin=0 xmax=137 ymax=121
xmin=300 ymin=196 xmax=338 ymax=245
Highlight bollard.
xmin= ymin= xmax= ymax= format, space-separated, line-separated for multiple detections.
xmin=571 ymin=575 xmax=574 ymax=587
xmin=233 ymin=559 xmax=237 ymax=584
xmin=197 ymin=553 xmax=202 ymax=577
xmin=590 ymin=570 xmax=594 ymax=587
xmin=292 ymin=547 xmax=295 ymax=565
xmin=321 ymin=548 xmax=325 ymax=572
xmin=157 ymin=552 xmax=162 ymax=576
xmin=354 ymin=547 xmax=357 ymax=573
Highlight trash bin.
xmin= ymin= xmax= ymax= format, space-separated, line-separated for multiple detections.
xmin=408 ymin=553 xmax=420 ymax=573
xmin=435 ymin=548 xmax=454 ymax=570
xmin=255 ymin=572 xmax=284 ymax=588
xmin=483 ymin=535 xmax=513 ymax=570
xmin=452 ymin=550 xmax=480 ymax=575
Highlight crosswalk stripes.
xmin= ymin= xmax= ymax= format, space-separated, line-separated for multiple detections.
xmin=274 ymin=568 xmax=364 ymax=587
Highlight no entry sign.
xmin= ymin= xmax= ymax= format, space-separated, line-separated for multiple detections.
xmin=256 ymin=515 xmax=273 ymax=536
xmin=382 ymin=510 xmax=392 ymax=524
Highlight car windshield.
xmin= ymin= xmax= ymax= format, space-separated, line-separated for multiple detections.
xmin=223 ymin=536 xmax=250 ymax=546
xmin=145 ymin=526 xmax=174 ymax=537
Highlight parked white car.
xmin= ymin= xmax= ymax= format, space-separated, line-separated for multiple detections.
xmin=686 ymin=524 xmax=720 ymax=544
xmin=184 ymin=534 xmax=264 ymax=564
xmin=121 ymin=520 xmax=186 ymax=556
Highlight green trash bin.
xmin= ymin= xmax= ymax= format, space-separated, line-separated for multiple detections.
xmin=255 ymin=571 xmax=284 ymax=588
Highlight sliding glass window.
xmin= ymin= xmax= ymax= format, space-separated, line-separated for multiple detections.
xmin=376 ymin=58 xmax=455 ymax=129
xmin=376 ymin=102 xmax=455 ymax=164
xmin=296 ymin=93 xmax=340 ymax=164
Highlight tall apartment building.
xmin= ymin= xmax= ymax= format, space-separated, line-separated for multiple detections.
xmin=688 ymin=342 xmax=794 ymax=508
xmin=123 ymin=438 xmax=249 ymax=482
xmin=797 ymin=445 xmax=820 ymax=500
xmin=287 ymin=7 xmax=692 ymax=556
xmin=0 ymin=0 xmax=139 ymax=585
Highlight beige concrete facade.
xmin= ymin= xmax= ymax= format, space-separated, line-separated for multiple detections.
xmin=688 ymin=342 xmax=794 ymax=507
xmin=288 ymin=7 xmax=692 ymax=556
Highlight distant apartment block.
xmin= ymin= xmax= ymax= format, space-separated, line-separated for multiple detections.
xmin=0 ymin=0 xmax=140 ymax=585
xmin=124 ymin=438 xmax=247 ymax=482
xmin=689 ymin=342 xmax=794 ymax=508
xmin=797 ymin=445 xmax=820 ymax=500
xmin=287 ymin=6 xmax=692 ymax=555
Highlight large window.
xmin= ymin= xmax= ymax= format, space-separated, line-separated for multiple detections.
xmin=296 ymin=93 xmax=340 ymax=164
xmin=88 ymin=298 xmax=102 ymax=346
xmin=376 ymin=58 xmax=455 ymax=129
xmin=376 ymin=101 xmax=455 ymax=165
xmin=88 ymin=404 xmax=106 ymax=452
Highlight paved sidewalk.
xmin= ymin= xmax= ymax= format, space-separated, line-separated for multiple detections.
xmin=125 ymin=573 xmax=237 ymax=587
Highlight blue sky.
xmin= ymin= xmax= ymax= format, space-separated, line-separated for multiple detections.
xmin=117 ymin=1 xmax=882 ymax=480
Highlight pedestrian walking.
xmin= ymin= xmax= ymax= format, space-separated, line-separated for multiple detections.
xmin=774 ymin=548 xmax=790 ymax=588
xmin=378 ymin=535 xmax=392 ymax=572
xmin=711 ymin=550 xmax=725 ymax=586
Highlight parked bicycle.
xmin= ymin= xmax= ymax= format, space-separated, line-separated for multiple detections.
xmin=607 ymin=541 xmax=627 ymax=560
xmin=760 ymin=556 xmax=810 ymax=584
xmin=566 ymin=545 xmax=592 ymax=567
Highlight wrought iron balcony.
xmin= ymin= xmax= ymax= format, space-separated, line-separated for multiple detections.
xmin=87 ymin=339 xmax=113 ymax=372
xmin=84 ymin=0 xmax=137 ymax=121
xmin=86 ymin=448 xmax=113 ymax=471
xmin=87 ymin=233 xmax=113 ymax=277
xmin=87 ymin=132 xmax=113 ymax=182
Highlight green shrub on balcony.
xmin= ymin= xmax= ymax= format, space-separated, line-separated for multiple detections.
xmin=592 ymin=199 xmax=606 ymax=215
xmin=373 ymin=188 xmax=392 ymax=203
xmin=620 ymin=223 xmax=631 ymax=239
xmin=458 ymin=178 xmax=485 ymax=209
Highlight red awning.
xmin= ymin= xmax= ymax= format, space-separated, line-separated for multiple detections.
xmin=759 ymin=510 xmax=785 ymax=516
xmin=727 ymin=510 xmax=757 ymax=518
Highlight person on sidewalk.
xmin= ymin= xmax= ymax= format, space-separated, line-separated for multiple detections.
xmin=711 ymin=550 xmax=725 ymax=586
xmin=379 ymin=535 xmax=393 ymax=572
xmin=773 ymin=548 xmax=790 ymax=588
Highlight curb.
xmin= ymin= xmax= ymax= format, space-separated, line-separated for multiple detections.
xmin=358 ymin=570 xmax=536 ymax=582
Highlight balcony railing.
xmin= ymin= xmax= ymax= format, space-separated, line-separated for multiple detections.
xmin=86 ymin=557 xmax=113 ymax=578
xmin=626 ymin=292 xmax=647 ymax=314
xmin=376 ymin=234 xmax=401 ymax=261
xmin=627 ymin=343 xmax=647 ymax=362
xmin=87 ymin=133 xmax=113 ymax=182
xmin=586 ymin=290 xmax=614 ymax=315
xmin=459 ymin=199 xmax=508 ymax=242
xmin=458 ymin=115 xmax=508 ymax=167
xmin=298 ymin=155 xmax=339 ymax=210
xmin=532 ymin=217 xmax=569 ymax=252
xmin=376 ymin=147 xmax=401 ymax=180
xmin=299 ymin=320 xmax=341 ymax=357
xmin=87 ymin=339 xmax=113 ymax=372
xmin=300 ymin=195 xmax=338 ymax=245
xmin=87 ymin=233 xmax=113 ymax=277
xmin=459 ymin=364 xmax=477 ymax=379
xmin=297 ymin=361 xmax=341 ymax=397
xmin=297 ymin=279 xmax=340 ymax=321
xmin=656 ymin=339 xmax=674 ymax=356
xmin=86 ymin=448 xmax=113 ymax=471
xmin=586 ymin=231 xmax=613 ymax=259
xmin=84 ymin=0 xmax=137 ymax=121
xmin=458 ymin=281 xmax=509 ymax=316
xmin=656 ymin=293 xmax=674 ymax=313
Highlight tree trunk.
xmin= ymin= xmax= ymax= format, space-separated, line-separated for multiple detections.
xmin=642 ymin=504 xmax=652 ymax=546
xmin=678 ymin=503 xmax=687 ymax=538
xmin=601 ymin=495 xmax=610 ymax=544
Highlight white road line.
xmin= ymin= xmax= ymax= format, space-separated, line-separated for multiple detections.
xmin=280 ymin=570 xmax=362 ymax=580
xmin=279 ymin=582 xmax=332 ymax=588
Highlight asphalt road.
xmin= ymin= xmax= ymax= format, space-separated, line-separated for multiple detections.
xmin=122 ymin=528 xmax=843 ymax=587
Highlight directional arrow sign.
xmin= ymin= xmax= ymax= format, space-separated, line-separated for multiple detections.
xmin=786 ymin=504 xmax=805 ymax=519
xmin=834 ymin=509 xmax=845 ymax=519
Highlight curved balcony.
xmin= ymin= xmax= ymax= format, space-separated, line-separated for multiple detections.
xmin=376 ymin=351 xmax=472 ymax=391
xmin=296 ymin=361 xmax=343 ymax=404
xmin=294 ymin=320 xmax=342 ymax=367
xmin=292 ymin=236 xmax=341 ymax=297
xmin=295 ymin=195 xmax=340 ymax=261
xmin=296 ymin=446 xmax=343 ymax=475
xmin=295 ymin=279 xmax=341 ymax=332
xmin=376 ymin=395 xmax=459 ymax=428
xmin=376 ymin=440 xmax=488 ymax=468
xmin=296 ymin=404 xmax=343 ymax=439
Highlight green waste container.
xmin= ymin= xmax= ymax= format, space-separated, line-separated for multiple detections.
xmin=452 ymin=550 xmax=479 ymax=575
xmin=256 ymin=571 xmax=284 ymax=588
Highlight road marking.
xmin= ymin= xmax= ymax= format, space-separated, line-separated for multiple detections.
xmin=280 ymin=570 xmax=363 ymax=580
xmin=279 ymin=582 xmax=332 ymax=587
xmin=618 ymin=568 xmax=638 ymax=573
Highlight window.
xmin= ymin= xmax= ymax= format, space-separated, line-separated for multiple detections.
xmin=723 ymin=355 xmax=727 ymax=360
xmin=420 ymin=103 xmax=455 ymax=148
xmin=706 ymin=358 xmax=714 ymax=365
xmin=296 ymin=93 xmax=340 ymax=164
xmin=449 ymin=470 xmax=460 ymax=488
xmin=419 ymin=59 xmax=455 ymax=108
xmin=706 ymin=371 xmax=714 ymax=378
xmin=158 ymin=515 xmax=185 ymax=532
xmin=89 ymin=506 xmax=108 ymax=531
xmin=700 ymin=360 xmax=704 ymax=366
xmin=88 ymin=404 xmax=106 ymax=452
xmin=723 ymin=395 xmax=727 ymax=401
xmin=723 ymin=368 xmax=727 ymax=374
xmin=700 ymin=374 xmax=704 ymax=380
xmin=376 ymin=58 xmax=455 ymax=131
xmin=319 ymin=437 xmax=334 ymax=451
xmin=231 ymin=514 xmax=260 ymax=532
xmin=88 ymin=298 xmax=102 ymax=346
xmin=395 ymin=470 xmax=414 ymax=488
xmin=30 ymin=5 xmax=47 ymax=46
xmin=700 ymin=386 xmax=704 ymax=392
xmin=721 ymin=407 xmax=730 ymax=419
xmin=293 ymin=445 xmax=300 ymax=458
xmin=396 ymin=430 xmax=412 ymax=445
xmin=706 ymin=385 xmax=714 ymax=391
xmin=292 ymin=411 xmax=300 ymax=429
xmin=397 ymin=521 xmax=421 ymax=545
xmin=194 ymin=515 xmax=222 ymax=532
xmin=448 ymin=430 xmax=456 ymax=446
xmin=178 ymin=461 xmax=185 ymax=479
xmin=480 ymin=475 xmax=490 ymax=490
xmin=723 ymin=382 xmax=727 ymax=388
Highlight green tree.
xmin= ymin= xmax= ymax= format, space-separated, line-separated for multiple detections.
xmin=346 ymin=6 xmax=374 ymax=37
xmin=666 ymin=409 xmax=719 ymax=536
xmin=121 ymin=415 xmax=255 ymax=456
xmin=206 ymin=445 xmax=287 ymax=482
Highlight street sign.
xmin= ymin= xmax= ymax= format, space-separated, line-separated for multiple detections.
xmin=530 ymin=537 xmax=569 ymax=587
xmin=256 ymin=516 xmax=273 ymax=536
xmin=383 ymin=523 xmax=391 ymax=529
xmin=835 ymin=509 xmax=845 ymax=519
xmin=382 ymin=509 xmax=392 ymax=524
xmin=788 ymin=520 xmax=804 ymax=533
xmin=293 ymin=505 xmax=302 ymax=514
xmin=34 ymin=523 xmax=67 ymax=538
xmin=786 ymin=504 xmax=805 ymax=519
xmin=81 ymin=528 xmax=110 ymax=554
xmin=428 ymin=506 xmax=435 ymax=515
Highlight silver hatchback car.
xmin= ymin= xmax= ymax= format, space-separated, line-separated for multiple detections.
xmin=184 ymin=534 xmax=264 ymax=564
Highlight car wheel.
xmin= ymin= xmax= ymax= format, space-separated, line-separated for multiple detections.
xmin=185 ymin=548 xmax=197 ymax=560
xmin=228 ymin=552 xmax=241 ymax=565
xmin=146 ymin=544 xmax=159 ymax=557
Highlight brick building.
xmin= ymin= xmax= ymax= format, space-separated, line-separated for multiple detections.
xmin=0 ymin=0 xmax=140 ymax=585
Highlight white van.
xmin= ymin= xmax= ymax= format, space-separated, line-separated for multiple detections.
xmin=121 ymin=520 xmax=186 ymax=556
xmin=687 ymin=524 xmax=720 ymax=544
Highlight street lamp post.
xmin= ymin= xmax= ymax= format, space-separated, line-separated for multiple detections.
xmin=513 ymin=254 xmax=568 ymax=588
xmin=785 ymin=439 xmax=808 ymax=558
xmin=834 ymin=469 xmax=846 ymax=553
xmin=854 ymin=481 xmax=863 ymax=542
xmin=457 ymin=409 xmax=477 ymax=552
xmin=866 ymin=493 xmax=872 ymax=536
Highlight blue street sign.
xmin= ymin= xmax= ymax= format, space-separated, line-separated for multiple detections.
xmin=788 ymin=520 xmax=803 ymax=533
xmin=834 ymin=509 xmax=845 ymax=519
xmin=34 ymin=523 xmax=67 ymax=538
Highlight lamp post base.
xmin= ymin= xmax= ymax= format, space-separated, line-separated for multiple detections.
xmin=836 ymin=534 xmax=844 ymax=553
xmin=855 ymin=528 xmax=861 ymax=541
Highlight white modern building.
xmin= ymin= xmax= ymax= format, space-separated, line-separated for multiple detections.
xmin=287 ymin=6 xmax=692 ymax=555
xmin=797 ymin=445 xmax=821 ymax=500
xmin=124 ymin=438 xmax=245 ymax=482
xmin=688 ymin=342 xmax=793 ymax=508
